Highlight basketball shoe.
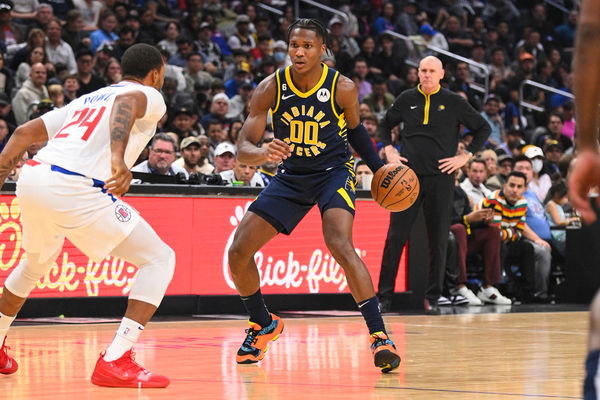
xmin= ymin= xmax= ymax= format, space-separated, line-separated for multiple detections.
xmin=370 ymin=332 xmax=401 ymax=373
xmin=236 ymin=314 xmax=284 ymax=364
xmin=0 ymin=337 xmax=18 ymax=375
xmin=91 ymin=350 xmax=170 ymax=388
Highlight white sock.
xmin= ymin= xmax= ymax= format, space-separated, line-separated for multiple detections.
xmin=0 ymin=312 xmax=16 ymax=344
xmin=103 ymin=317 xmax=144 ymax=362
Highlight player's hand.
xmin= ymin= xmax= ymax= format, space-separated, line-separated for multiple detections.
xmin=438 ymin=153 xmax=469 ymax=174
xmin=384 ymin=145 xmax=407 ymax=164
xmin=568 ymin=149 xmax=600 ymax=224
xmin=263 ymin=138 xmax=292 ymax=163
xmin=105 ymin=158 xmax=132 ymax=196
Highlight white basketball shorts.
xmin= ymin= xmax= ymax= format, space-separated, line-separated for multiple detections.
xmin=16 ymin=161 xmax=141 ymax=264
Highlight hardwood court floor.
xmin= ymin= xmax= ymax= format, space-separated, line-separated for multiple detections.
xmin=1 ymin=311 xmax=588 ymax=400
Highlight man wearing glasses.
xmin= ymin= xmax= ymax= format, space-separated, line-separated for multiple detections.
xmin=131 ymin=132 xmax=186 ymax=177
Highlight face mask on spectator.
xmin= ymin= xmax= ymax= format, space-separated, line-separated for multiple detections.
xmin=532 ymin=159 xmax=543 ymax=174
xmin=274 ymin=51 xmax=286 ymax=63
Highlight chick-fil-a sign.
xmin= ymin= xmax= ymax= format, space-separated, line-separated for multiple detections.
xmin=0 ymin=195 xmax=407 ymax=297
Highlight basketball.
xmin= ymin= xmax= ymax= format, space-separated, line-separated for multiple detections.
xmin=371 ymin=163 xmax=420 ymax=212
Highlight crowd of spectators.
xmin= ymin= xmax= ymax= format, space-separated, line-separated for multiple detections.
xmin=0 ymin=0 xmax=585 ymax=302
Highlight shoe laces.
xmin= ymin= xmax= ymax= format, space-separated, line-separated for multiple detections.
xmin=370 ymin=333 xmax=395 ymax=352
xmin=118 ymin=351 xmax=146 ymax=375
xmin=242 ymin=328 xmax=259 ymax=350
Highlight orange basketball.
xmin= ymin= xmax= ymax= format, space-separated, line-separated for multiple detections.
xmin=371 ymin=163 xmax=420 ymax=212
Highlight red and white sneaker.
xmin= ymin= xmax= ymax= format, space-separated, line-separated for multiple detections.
xmin=91 ymin=350 xmax=169 ymax=388
xmin=0 ymin=337 xmax=18 ymax=375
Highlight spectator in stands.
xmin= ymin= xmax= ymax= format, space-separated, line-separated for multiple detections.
xmin=173 ymin=136 xmax=203 ymax=177
xmin=112 ymin=26 xmax=137 ymax=62
xmin=524 ymin=146 xmax=551 ymax=203
xmin=226 ymin=80 xmax=253 ymax=121
xmin=250 ymin=33 xmax=272 ymax=67
xmin=90 ymin=10 xmax=118 ymax=54
xmin=183 ymin=52 xmax=213 ymax=93
xmin=328 ymin=15 xmax=360 ymax=59
xmin=45 ymin=17 xmax=76 ymax=75
xmin=460 ymin=158 xmax=491 ymax=206
xmin=137 ymin=6 xmax=164 ymax=45
xmin=196 ymin=135 xmax=215 ymax=174
xmin=225 ymin=62 xmax=252 ymax=99
xmin=561 ymin=101 xmax=576 ymax=140
xmin=449 ymin=168 xmax=510 ymax=305
xmin=169 ymin=105 xmax=199 ymax=139
xmin=418 ymin=24 xmax=449 ymax=53
xmin=534 ymin=112 xmax=574 ymax=152
xmin=26 ymin=3 xmax=54 ymax=34
xmin=352 ymin=57 xmax=372 ymax=102
xmin=62 ymin=74 xmax=79 ymax=104
xmin=512 ymin=155 xmax=552 ymax=301
xmin=362 ymin=75 xmax=394 ymax=123
xmin=201 ymin=92 xmax=231 ymax=132
xmin=554 ymin=9 xmax=578 ymax=49
xmin=15 ymin=46 xmax=46 ymax=89
xmin=93 ymin=43 xmax=114 ymax=79
xmin=75 ymin=48 xmax=106 ymax=96
xmin=374 ymin=1 xmax=398 ymax=35
xmin=169 ymin=36 xmax=195 ymax=69
xmin=205 ymin=119 xmax=227 ymax=160
xmin=354 ymin=160 xmax=373 ymax=190
xmin=544 ymin=179 xmax=576 ymax=257
xmin=486 ymin=154 xmax=513 ymax=191
xmin=443 ymin=15 xmax=474 ymax=58
xmin=227 ymin=119 xmax=243 ymax=145
xmin=103 ymin=57 xmax=121 ymax=85
xmin=220 ymin=158 xmax=265 ymax=187
xmin=397 ymin=0 xmax=420 ymax=35
xmin=481 ymin=149 xmax=498 ymax=177
xmin=62 ymin=9 xmax=87 ymax=51
xmin=488 ymin=47 xmax=514 ymax=92
xmin=516 ymin=31 xmax=547 ymax=66
xmin=12 ymin=63 xmax=48 ymax=125
xmin=228 ymin=14 xmax=255 ymax=53
xmin=481 ymin=171 xmax=537 ymax=302
xmin=0 ymin=116 xmax=10 ymax=153
xmin=196 ymin=22 xmax=223 ymax=72
xmin=131 ymin=133 xmax=186 ymax=177
xmin=0 ymin=0 xmax=23 ymax=47
xmin=358 ymin=36 xmax=379 ymax=79
xmin=0 ymin=93 xmax=15 ymax=131
xmin=47 ymin=83 xmax=64 ymax=108
xmin=543 ymin=140 xmax=562 ymax=176
xmin=213 ymin=141 xmax=235 ymax=174
xmin=10 ymin=28 xmax=45 ymax=72
xmin=73 ymin=0 xmax=102 ymax=31
xmin=451 ymin=61 xmax=483 ymax=111
xmin=158 ymin=22 xmax=179 ymax=58
xmin=480 ymin=95 xmax=504 ymax=147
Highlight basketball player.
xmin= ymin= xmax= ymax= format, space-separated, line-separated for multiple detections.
xmin=571 ymin=1 xmax=600 ymax=398
xmin=0 ymin=44 xmax=175 ymax=388
xmin=228 ymin=19 xmax=401 ymax=373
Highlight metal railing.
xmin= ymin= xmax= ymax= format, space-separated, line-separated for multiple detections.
xmin=518 ymin=79 xmax=574 ymax=116
xmin=257 ymin=2 xmax=283 ymax=16
xmin=296 ymin=0 xmax=348 ymax=22
xmin=544 ymin=0 xmax=571 ymax=14
xmin=383 ymin=30 xmax=490 ymax=97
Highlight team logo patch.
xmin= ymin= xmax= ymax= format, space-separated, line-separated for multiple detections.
xmin=438 ymin=105 xmax=445 ymax=111
xmin=345 ymin=176 xmax=355 ymax=193
xmin=317 ymin=88 xmax=330 ymax=102
xmin=115 ymin=205 xmax=132 ymax=222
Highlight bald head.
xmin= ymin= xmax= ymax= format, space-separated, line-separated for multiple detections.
xmin=418 ymin=56 xmax=444 ymax=94
xmin=30 ymin=62 xmax=47 ymax=88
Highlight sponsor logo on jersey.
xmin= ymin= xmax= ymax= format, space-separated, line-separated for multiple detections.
xmin=317 ymin=88 xmax=330 ymax=102
xmin=115 ymin=205 xmax=132 ymax=222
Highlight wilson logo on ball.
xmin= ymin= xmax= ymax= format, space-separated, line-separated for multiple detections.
xmin=381 ymin=165 xmax=404 ymax=189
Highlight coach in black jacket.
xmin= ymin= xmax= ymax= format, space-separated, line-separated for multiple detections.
xmin=377 ymin=56 xmax=491 ymax=314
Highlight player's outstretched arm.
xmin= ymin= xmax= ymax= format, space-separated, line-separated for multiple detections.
xmin=104 ymin=91 xmax=147 ymax=196
xmin=336 ymin=75 xmax=384 ymax=172
xmin=569 ymin=0 xmax=600 ymax=224
xmin=0 ymin=118 xmax=48 ymax=188
xmin=237 ymin=75 xmax=291 ymax=166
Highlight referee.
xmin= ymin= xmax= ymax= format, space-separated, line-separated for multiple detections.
xmin=377 ymin=56 xmax=491 ymax=314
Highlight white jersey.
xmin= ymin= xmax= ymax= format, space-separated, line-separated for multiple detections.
xmin=35 ymin=81 xmax=166 ymax=181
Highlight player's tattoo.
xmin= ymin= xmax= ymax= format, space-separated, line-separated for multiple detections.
xmin=0 ymin=150 xmax=26 ymax=188
xmin=111 ymin=101 xmax=133 ymax=143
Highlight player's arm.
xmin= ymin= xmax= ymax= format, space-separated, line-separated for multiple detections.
xmin=0 ymin=118 xmax=49 ymax=188
xmin=104 ymin=91 xmax=147 ymax=196
xmin=569 ymin=0 xmax=600 ymax=224
xmin=237 ymin=74 xmax=291 ymax=165
xmin=336 ymin=75 xmax=384 ymax=173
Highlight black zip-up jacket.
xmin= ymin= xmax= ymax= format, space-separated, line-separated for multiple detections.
xmin=379 ymin=85 xmax=491 ymax=176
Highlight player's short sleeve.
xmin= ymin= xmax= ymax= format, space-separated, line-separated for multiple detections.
xmin=141 ymin=87 xmax=167 ymax=122
xmin=39 ymin=105 xmax=71 ymax=139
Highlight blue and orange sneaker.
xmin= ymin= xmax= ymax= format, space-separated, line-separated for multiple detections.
xmin=0 ymin=337 xmax=18 ymax=375
xmin=370 ymin=332 xmax=401 ymax=373
xmin=236 ymin=314 xmax=284 ymax=364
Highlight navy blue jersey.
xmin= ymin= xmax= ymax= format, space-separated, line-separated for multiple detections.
xmin=270 ymin=64 xmax=353 ymax=174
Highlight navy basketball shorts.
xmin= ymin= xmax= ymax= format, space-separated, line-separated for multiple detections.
xmin=248 ymin=166 xmax=356 ymax=235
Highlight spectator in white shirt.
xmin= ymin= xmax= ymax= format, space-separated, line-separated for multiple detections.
xmin=460 ymin=158 xmax=491 ymax=206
